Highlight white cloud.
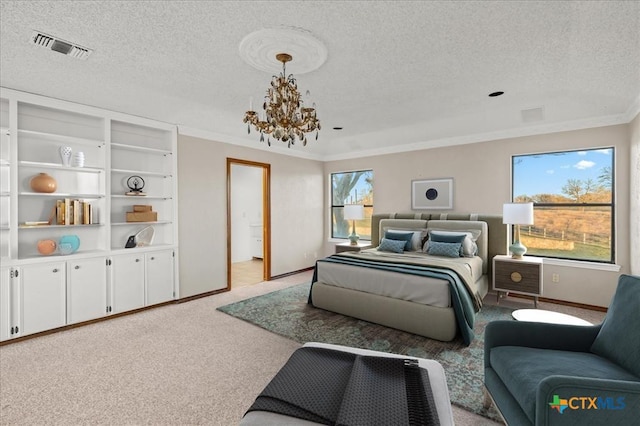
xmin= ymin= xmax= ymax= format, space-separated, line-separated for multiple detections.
xmin=546 ymin=169 xmax=555 ymax=174
xmin=574 ymin=160 xmax=596 ymax=170
xmin=596 ymin=149 xmax=612 ymax=155
xmin=577 ymin=151 xmax=587 ymax=156
xmin=561 ymin=165 xmax=571 ymax=169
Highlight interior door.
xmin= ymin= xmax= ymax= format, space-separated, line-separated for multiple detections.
xmin=227 ymin=158 xmax=271 ymax=289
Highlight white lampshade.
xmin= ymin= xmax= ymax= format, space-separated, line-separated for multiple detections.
xmin=503 ymin=202 xmax=534 ymax=225
xmin=343 ymin=204 xmax=365 ymax=220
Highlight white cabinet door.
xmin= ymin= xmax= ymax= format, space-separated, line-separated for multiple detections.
xmin=67 ymin=257 xmax=107 ymax=324
xmin=145 ymin=250 xmax=174 ymax=306
xmin=0 ymin=267 xmax=10 ymax=341
xmin=110 ymin=253 xmax=145 ymax=314
xmin=21 ymin=262 xmax=66 ymax=336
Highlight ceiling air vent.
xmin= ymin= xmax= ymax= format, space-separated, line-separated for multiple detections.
xmin=30 ymin=31 xmax=93 ymax=60
xmin=521 ymin=107 xmax=545 ymax=123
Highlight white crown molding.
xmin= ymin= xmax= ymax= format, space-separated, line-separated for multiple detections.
xmin=180 ymin=109 xmax=633 ymax=163
xmin=623 ymin=93 xmax=640 ymax=122
xmin=321 ymin=113 xmax=633 ymax=162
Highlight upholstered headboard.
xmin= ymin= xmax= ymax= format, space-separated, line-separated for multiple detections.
xmin=371 ymin=213 xmax=507 ymax=276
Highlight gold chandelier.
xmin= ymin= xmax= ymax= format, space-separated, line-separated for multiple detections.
xmin=243 ymin=53 xmax=320 ymax=148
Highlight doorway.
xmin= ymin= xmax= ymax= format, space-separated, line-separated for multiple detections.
xmin=227 ymin=158 xmax=271 ymax=289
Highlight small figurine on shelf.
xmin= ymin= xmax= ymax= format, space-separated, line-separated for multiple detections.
xmin=126 ymin=175 xmax=146 ymax=196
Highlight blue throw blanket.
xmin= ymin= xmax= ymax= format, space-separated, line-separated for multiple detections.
xmin=309 ymin=254 xmax=480 ymax=345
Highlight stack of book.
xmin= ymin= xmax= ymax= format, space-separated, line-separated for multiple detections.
xmin=54 ymin=199 xmax=96 ymax=225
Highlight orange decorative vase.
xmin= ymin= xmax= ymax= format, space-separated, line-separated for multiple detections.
xmin=37 ymin=239 xmax=57 ymax=255
xmin=30 ymin=173 xmax=57 ymax=193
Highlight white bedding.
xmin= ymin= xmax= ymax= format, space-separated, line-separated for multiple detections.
xmin=315 ymin=250 xmax=484 ymax=308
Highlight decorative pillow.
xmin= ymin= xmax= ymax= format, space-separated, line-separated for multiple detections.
xmin=590 ymin=274 xmax=640 ymax=377
xmin=384 ymin=231 xmax=414 ymax=251
xmin=377 ymin=238 xmax=407 ymax=253
xmin=429 ymin=231 xmax=466 ymax=244
xmin=427 ymin=230 xmax=479 ymax=257
xmin=386 ymin=228 xmax=428 ymax=251
xmin=427 ymin=241 xmax=462 ymax=258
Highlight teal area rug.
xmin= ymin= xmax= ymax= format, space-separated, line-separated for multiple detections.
xmin=218 ymin=282 xmax=509 ymax=421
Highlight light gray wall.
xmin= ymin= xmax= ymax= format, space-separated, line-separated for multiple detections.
xmin=630 ymin=113 xmax=640 ymax=275
xmin=178 ymin=134 xmax=324 ymax=298
xmin=324 ymin=124 xmax=632 ymax=307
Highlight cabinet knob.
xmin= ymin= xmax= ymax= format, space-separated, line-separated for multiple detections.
xmin=150 ymin=257 xmax=155 ymax=260
xmin=510 ymin=272 xmax=523 ymax=283
xmin=52 ymin=268 xmax=59 ymax=273
xmin=135 ymin=258 xmax=140 ymax=262
xmin=75 ymin=265 xmax=80 ymax=270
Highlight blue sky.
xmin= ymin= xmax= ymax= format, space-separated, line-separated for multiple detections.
xmin=513 ymin=148 xmax=613 ymax=197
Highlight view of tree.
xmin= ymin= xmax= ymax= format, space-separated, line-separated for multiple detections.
xmin=561 ymin=179 xmax=584 ymax=202
xmin=332 ymin=171 xmax=373 ymax=237
xmin=598 ymin=166 xmax=612 ymax=189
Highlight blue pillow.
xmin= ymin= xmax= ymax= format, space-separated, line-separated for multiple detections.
xmin=428 ymin=231 xmax=466 ymax=256
xmin=384 ymin=231 xmax=413 ymax=251
xmin=590 ymin=274 xmax=640 ymax=377
xmin=427 ymin=241 xmax=462 ymax=258
xmin=378 ymin=238 xmax=406 ymax=253
xmin=429 ymin=231 xmax=466 ymax=244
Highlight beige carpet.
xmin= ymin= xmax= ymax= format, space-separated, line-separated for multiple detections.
xmin=0 ymin=270 xmax=605 ymax=425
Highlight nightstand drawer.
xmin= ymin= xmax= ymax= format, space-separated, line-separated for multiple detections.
xmin=494 ymin=260 xmax=540 ymax=294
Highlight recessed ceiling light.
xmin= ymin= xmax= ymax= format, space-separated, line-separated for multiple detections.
xmin=488 ymin=91 xmax=504 ymax=97
xmin=333 ymin=127 xmax=343 ymax=130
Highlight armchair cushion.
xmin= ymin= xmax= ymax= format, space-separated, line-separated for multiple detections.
xmin=591 ymin=274 xmax=640 ymax=377
xmin=491 ymin=346 xmax=639 ymax=423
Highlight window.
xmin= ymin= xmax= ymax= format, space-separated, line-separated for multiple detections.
xmin=512 ymin=148 xmax=614 ymax=263
xmin=331 ymin=170 xmax=373 ymax=240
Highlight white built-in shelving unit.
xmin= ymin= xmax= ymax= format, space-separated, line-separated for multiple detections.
xmin=0 ymin=88 xmax=179 ymax=342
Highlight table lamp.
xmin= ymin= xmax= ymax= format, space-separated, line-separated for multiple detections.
xmin=503 ymin=202 xmax=534 ymax=259
xmin=343 ymin=204 xmax=365 ymax=245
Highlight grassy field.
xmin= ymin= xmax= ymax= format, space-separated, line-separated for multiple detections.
xmin=521 ymin=207 xmax=612 ymax=262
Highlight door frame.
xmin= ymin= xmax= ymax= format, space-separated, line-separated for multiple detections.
xmin=226 ymin=158 xmax=271 ymax=289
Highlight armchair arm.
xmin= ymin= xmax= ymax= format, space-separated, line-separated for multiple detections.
xmin=535 ymin=375 xmax=640 ymax=426
xmin=484 ymin=320 xmax=602 ymax=367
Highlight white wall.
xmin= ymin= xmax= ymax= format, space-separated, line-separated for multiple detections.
xmin=324 ymin=124 xmax=632 ymax=307
xmin=630 ymin=113 xmax=640 ymax=275
xmin=230 ymin=164 xmax=262 ymax=263
xmin=177 ymin=134 xmax=324 ymax=298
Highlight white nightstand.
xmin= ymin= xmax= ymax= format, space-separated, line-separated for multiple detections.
xmin=335 ymin=241 xmax=373 ymax=253
xmin=493 ymin=255 xmax=543 ymax=307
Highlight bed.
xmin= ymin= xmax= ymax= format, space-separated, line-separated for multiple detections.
xmin=309 ymin=213 xmax=507 ymax=345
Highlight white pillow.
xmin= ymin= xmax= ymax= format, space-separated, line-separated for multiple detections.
xmin=423 ymin=229 xmax=480 ymax=257
xmin=385 ymin=228 xmax=427 ymax=251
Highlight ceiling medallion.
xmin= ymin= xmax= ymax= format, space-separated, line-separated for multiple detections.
xmin=243 ymin=53 xmax=320 ymax=148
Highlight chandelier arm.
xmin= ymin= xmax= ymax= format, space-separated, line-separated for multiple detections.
xmin=243 ymin=53 xmax=320 ymax=147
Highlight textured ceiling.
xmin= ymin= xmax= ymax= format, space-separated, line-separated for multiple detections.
xmin=1 ymin=1 xmax=639 ymax=161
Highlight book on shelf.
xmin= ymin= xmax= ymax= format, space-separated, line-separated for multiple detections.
xmin=52 ymin=199 xmax=97 ymax=225
xmin=73 ymin=199 xmax=80 ymax=225
xmin=83 ymin=202 xmax=90 ymax=225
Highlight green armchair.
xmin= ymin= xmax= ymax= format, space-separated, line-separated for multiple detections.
xmin=484 ymin=274 xmax=640 ymax=425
